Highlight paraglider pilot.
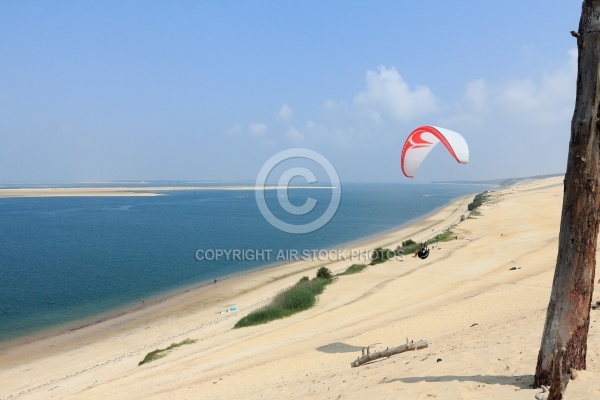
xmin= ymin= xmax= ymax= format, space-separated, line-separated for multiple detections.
xmin=413 ymin=243 xmax=430 ymax=259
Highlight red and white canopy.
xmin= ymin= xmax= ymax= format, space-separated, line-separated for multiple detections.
xmin=400 ymin=126 xmax=469 ymax=178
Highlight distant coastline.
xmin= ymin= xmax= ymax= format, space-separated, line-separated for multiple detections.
xmin=0 ymin=185 xmax=335 ymax=198
xmin=431 ymin=172 xmax=565 ymax=187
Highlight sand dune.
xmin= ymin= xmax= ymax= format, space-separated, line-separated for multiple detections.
xmin=1 ymin=176 xmax=599 ymax=399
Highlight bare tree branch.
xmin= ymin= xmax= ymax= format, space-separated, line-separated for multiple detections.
xmin=350 ymin=339 xmax=428 ymax=368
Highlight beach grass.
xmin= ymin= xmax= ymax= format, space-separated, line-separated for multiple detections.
xmin=397 ymin=229 xmax=457 ymax=255
xmin=234 ymin=275 xmax=332 ymax=328
xmin=468 ymin=191 xmax=490 ymax=211
xmin=138 ymin=338 xmax=197 ymax=366
xmin=369 ymin=247 xmax=395 ymax=265
xmin=464 ymin=191 xmax=491 ymax=218
xmin=337 ymin=263 xmax=368 ymax=276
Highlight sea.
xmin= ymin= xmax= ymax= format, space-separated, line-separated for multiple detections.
xmin=0 ymin=183 xmax=494 ymax=344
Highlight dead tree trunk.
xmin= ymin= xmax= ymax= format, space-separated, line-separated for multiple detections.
xmin=534 ymin=0 xmax=600 ymax=388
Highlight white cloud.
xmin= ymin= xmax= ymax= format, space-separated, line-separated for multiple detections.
xmin=285 ymin=127 xmax=304 ymax=144
xmin=323 ymin=99 xmax=337 ymax=109
xmin=442 ymin=79 xmax=488 ymax=129
xmin=463 ymin=79 xmax=487 ymax=114
xmin=227 ymin=123 xmax=242 ymax=135
xmin=323 ymin=99 xmax=346 ymax=112
xmin=445 ymin=49 xmax=576 ymax=130
xmin=248 ymin=123 xmax=275 ymax=147
xmin=249 ymin=123 xmax=267 ymax=137
xmin=436 ymin=48 xmax=576 ymax=180
xmin=498 ymin=79 xmax=538 ymax=112
xmin=353 ymin=65 xmax=439 ymax=122
xmin=278 ymin=103 xmax=293 ymax=121
xmin=499 ymin=51 xmax=575 ymax=125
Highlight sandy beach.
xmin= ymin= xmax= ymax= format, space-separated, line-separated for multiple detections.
xmin=1 ymin=176 xmax=599 ymax=399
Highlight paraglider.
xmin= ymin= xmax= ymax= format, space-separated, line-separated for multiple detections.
xmin=413 ymin=244 xmax=430 ymax=260
xmin=401 ymin=126 xmax=469 ymax=178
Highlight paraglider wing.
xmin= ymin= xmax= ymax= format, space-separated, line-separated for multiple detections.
xmin=400 ymin=126 xmax=469 ymax=178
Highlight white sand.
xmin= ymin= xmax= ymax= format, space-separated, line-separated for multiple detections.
xmin=1 ymin=176 xmax=599 ymax=399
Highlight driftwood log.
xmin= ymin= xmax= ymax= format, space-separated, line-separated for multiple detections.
xmin=350 ymin=339 xmax=428 ymax=367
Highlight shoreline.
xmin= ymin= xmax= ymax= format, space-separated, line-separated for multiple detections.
xmin=0 ymin=191 xmax=475 ymax=362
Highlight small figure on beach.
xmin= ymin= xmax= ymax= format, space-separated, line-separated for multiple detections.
xmin=413 ymin=244 xmax=430 ymax=260
xmin=214 ymin=279 xmax=217 ymax=284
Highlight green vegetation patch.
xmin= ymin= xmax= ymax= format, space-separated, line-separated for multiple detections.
xmin=431 ymin=230 xmax=454 ymax=242
xmin=234 ymin=270 xmax=333 ymax=329
xmin=397 ymin=229 xmax=456 ymax=255
xmin=369 ymin=247 xmax=395 ymax=265
xmin=402 ymin=239 xmax=417 ymax=247
xmin=316 ymin=266 xmax=333 ymax=279
xmin=397 ymin=241 xmax=422 ymax=255
xmin=337 ymin=263 xmax=368 ymax=276
xmin=468 ymin=191 xmax=490 ymax=212
xmin=138 ymin=338 xmax=197 ymax=366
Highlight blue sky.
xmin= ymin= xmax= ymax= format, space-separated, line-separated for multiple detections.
xmin=0 ymin=1 xmax=580 ymax=183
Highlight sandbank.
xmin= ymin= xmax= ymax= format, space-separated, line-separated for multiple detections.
xmin=0 ymin=186 xmax=334 ymax=198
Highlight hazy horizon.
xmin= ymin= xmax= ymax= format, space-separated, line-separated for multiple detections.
xmin=0 ymin=173 xmax=565 ymax=186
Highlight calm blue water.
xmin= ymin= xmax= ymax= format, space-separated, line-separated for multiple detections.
xmin=0 ymin=183 xmax=491 ymax=343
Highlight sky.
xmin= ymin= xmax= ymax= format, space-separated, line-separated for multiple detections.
xmin=0 ymin=1 xmax=581 ymax=184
